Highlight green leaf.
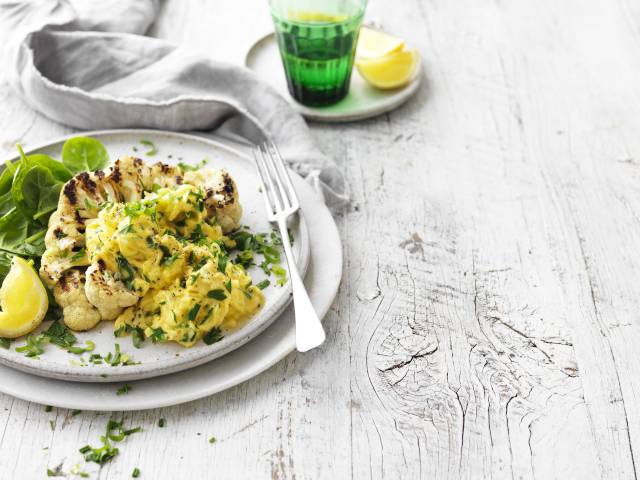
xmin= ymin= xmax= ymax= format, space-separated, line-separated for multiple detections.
xmin=177 ymin=158 xmax=208 ymax=172
xmin=207 ymin=289 xmax=227 ymax=301
xmin=116 ymin=384 xmax=131 ymax=395
xmin=0 ymin=160 xmax=17 ymax=216
xmin=42 ymin=321 xmax=77 ymax=348
xmin=139 ymin=139 xmax=157 ymax=157
xmin=203 ymin=327 xmax=223 ymax=345
xmin=61 ymin=137 xmax=109 ymax=174
xmin=15 ymin=334 xmax=48 ymax=357
xmin=0 ymin=209 xmax=42 ymax=257
xmin=14 ymin=166 xmax=63 ymax=222
xmin=0 ymin=251 xmax=13 ymax=283
xmin=17 ymin=152 xmax=72 ymax=183
xmin=187 ymin=303 xmax=201 ymax=321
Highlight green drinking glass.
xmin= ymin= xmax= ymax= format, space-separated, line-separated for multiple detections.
xmin=269 ymin=0 xmax=367 ymax=107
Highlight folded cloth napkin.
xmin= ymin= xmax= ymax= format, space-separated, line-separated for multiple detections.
xmin=0 ymin=0 xmax=348 ymax=208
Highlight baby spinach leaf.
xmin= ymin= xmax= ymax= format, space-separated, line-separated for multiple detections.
xmin=0 ymin=158 xmax=22 ymax=217
xmin=0 ymin=251 xmax=12 ymax=282
xmin=24 ymin=154 xmax=72 ymax=183
xmin=0 ymin=159 xmax=16 ymax=194
xmin=12 ymin=165 xmax=63 ymax=223
xmin=62 ymin=137 xmax=109 ymax=173
xmin=0 ymin=209 xmax=28 ymax=254
xmin=0 ymin=209 xmax=45 ymax=257
xmin=11 ymin=145 xmax=70 ymax=224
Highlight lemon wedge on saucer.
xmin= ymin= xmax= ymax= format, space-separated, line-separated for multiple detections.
xmin=0 ymin=256 xmax=48 ymax=338
xmin=356 ymin=49 xmax=420 ymax=89
xmin=356 ymin=27 xmax=405 ymax=60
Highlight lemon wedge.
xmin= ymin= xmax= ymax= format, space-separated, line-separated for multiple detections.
xmin=0 ymin=257 xmax=48 ymax=338
xmin=356 ymin=49 xmax=420 ymax=89
xmin=356 ymin=27 xmax=406 ymax=60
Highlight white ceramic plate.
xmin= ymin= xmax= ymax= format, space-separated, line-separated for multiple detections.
xmin=0 ymin=130 xmax=311 ymax=383
xmin=0 ymin=148 xmax=341 ymax=410
xmin=245 ymin=32 xmax=422 ymax=123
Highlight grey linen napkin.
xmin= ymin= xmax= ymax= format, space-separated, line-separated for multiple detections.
xmin=0 ymin=0 xmax=348 ymax=209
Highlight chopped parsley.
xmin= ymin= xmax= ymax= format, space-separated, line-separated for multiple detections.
xmin=217 ymin=254 xmax=228 ymax=274
xmin=139 ymin=139 xmax=157 ymax=156
xmin=207 ymin=289 xmax=227 ymax=301
xmin=42 ymin=321 xmax=76 ymax=348
xmin=84 ymin=198 xmax=97 ymax=211
xmin=81 ymin=419 xmax=142 ymax=465
xmin=272 ymin=265 xmax=287 ymax=286
xmin=119 ymin=222 xmax=135 ymax=235
xmin=46 ymin=466 xmax=64 ymax=477
xmin=103 ymin=344 xmax=138 ymax=366
xmin=160 ymin=250 xmax=179 ymax=266
xmin=203 ymin=327 xmax=223 ymax=345
xmin=116 ymin=255 xmax=136 ymax=290
xmin=69 ymin=464 xmax=90 ymax=478
xmin=70 ymin=248 xmax=86 ymax=262
xmin=178 ymin=158 xmax=208 ymax=172
xmin=16 ymin=334 xmax=49 ymax=358
xmin=116 ymin=384 xmax=131 ymax=395
xmin=114 ymin=324 xmax=145 ymax=349
xmin=80 ymin=437 xmax=118 ymax=465
xmin=150 ymin=327 xmax=167 ymax=343
xmin=67 ymin=341 xmax=95 ymax=355
xmin=226 ymin=228 xmax=288 ymax=288
xmin=187 ymin=303 xmax=201 ymax=321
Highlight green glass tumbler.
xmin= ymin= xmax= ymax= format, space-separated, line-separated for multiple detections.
xmin=269 ymin=0 xmax=367 ymax=107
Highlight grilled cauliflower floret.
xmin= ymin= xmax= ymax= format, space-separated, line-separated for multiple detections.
xmin=85 ymin=262 xmax=139 ymax=320
xmin=54 ymin=269 xmax=101 ymax=331
xmin=184 ymin=169 xmax=242 ymax=232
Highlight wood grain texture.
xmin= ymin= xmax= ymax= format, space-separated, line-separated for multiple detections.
xmin=0 ymin=0 xmax=639 ymax=478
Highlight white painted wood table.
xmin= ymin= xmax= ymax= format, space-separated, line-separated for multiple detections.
xmin=1 ymin=0 xmax=639 ymax=478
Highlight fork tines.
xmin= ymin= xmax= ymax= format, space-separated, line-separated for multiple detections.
xmin=253 ymin=141 xmax=300 ymax=219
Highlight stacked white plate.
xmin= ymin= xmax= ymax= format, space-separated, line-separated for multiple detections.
xmin=0 ymin=130 xmax=342 ymax=411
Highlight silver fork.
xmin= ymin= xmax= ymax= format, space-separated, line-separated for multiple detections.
xmin=253 ymin=141 xmax=326 ymax=352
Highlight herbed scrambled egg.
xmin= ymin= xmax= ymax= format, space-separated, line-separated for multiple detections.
xmin=85 ymin=184 xmax=263 ymax=347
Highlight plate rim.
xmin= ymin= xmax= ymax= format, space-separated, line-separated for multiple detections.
xmin=0 ymin=129 xmax=311 ymax=382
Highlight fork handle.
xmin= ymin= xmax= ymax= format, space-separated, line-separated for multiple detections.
xmin=277 ymin=217 xmax=326 ymax=352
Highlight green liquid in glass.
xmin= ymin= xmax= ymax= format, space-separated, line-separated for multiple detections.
xmin=273 ymin=14 xmax=363 ymax=107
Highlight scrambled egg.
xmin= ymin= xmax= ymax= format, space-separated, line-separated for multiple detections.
xmin=85 ymin=184 xmax=263 ymax=347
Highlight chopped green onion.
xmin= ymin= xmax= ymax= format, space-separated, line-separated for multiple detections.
xmin=139 ymin=139 xmax=157 ymax=156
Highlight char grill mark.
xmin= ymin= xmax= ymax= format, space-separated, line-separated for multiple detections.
xmin=63 ymin=179 xmax=78 ymax=205
xmin=77 ymin=172 xmax=97 ymax=195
